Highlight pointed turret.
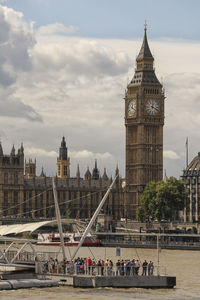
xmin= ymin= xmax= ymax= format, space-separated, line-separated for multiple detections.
xmin=40 ymin=167 xmax=45 ymax=177
xmin=164 ymin=169 xmax=168 ymax=182
xmin=25 ymin=158 xmax=36 ymax=178
xmin=115 ymin=164 xmax=119 ymax=176
xmin=10 ymin=144 xmax=15 ymax=156
xmin=92 ymin=159 xmax=100 ymax=180
xmin=129 ymin=25 xmax=161 ymax=87
xmin=59 ymin=136 xmax=68 ymax=160
xmin=20 ymin=143 xmax=24 ymax=154
xmin=76 ymin=164 xmax=80 ymax=179
xmin=57 ymin=136 xmax=70 ymax=178
xmin=102 ymin=168 xmax=108 ymax=181
xmin=0 ymin=142 xmax=3 ymax=156
xmin=84 ymin=167 xmax=91 ymax=180
xmin=136 ymin=25 xmax=154 ymax=62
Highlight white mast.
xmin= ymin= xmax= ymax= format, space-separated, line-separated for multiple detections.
xmin=71 ymin=175 xmax=118 ymax=261
xmin=157 ymin=234 xmax=160 ymax=275
xmin=52 ymin=177 xmax=66 ymax=261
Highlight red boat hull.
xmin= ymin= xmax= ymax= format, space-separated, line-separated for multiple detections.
xmin=37 ymin=241 xmax=101 ymax=247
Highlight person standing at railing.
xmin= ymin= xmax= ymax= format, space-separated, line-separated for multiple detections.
xmin=96 ymin=260 xmax=101 ymax=275
xmin=50 ymin=258 xmax=55 ymax=273
xmin=126 ymin=259 xmax=131 ymax=276
xmin=100 ymin=259 xmax=104 ymax=275
xmin=61 ymin=259 xmax=66 ymax=274
xmin=86 ymin=257 xmax=92 ymax=275
xmin=116 ymin=260 xmax=120 ymax=276
xmin=142 ymin=260 xmax=148 ymax=276
xmin=131 ymin=259 xmax=136 ymax=275
xmin=55 ymin=258 xmax=59 ymax=272
xmin=105 ymin=259 xmax=109 ymax=275
xmin=107 ymin=260 xmax=113 ymax=276
xmin=148 ymin=261 xmax=154 ymax=275
xmin=92 ymin=260 xmax=96 ymax=275
xmin=120 ymin=259 xmax=124 ymax=276
xmin=135 ymin=260 xmax=140 ymax=275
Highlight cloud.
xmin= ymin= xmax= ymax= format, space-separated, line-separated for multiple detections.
xmin=31 ymin=37 xmax=131 ymax=84
xmin=37 ymin=23 xmax=78 ymax=36
xmin=70 ymin=150 xmax=112 ymax=159
xmin=164 ymin=150 xmax=180 ymax=160
xmin=0 ymin=5 xmax=41 ymax=122
xmin=0 ymin=97 xmax=42 ymax=121
xmin=25 ymin=147 xmax=57 ymax=158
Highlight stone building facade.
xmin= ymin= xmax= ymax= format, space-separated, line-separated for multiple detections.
xmin=182 ymin=153 xmax=200 ymax=222
xmin=0 ymin=139 xmax=124 ymax=220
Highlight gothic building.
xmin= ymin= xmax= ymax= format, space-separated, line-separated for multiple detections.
xmin=182 ymin=153 xmax=200 ymax=222
xmin=124 ymin=27 xmax=165 ymax=218
xmin=0 ymin=138 xmax=124 ymax=220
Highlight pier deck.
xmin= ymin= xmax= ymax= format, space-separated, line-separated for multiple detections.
xmin=48 ymin=273 xmax=176 ymax=288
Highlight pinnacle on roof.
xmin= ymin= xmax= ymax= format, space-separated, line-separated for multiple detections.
xmin=20 ymin=143 xmax=24 ymax=153
xmin=92 ymin=159 xmax=100 ymax=180
xmin=136 ymin=25 xmax=154 ymax=62
xmin=40 ymin=167 xmax=45 ymax=177
xmin=61 ymin=136 xmax=66 ymax=148
xmin=84 ymin=166 xmax=91 ymax=180
xmin=10 ymin=144 xmax=15 ymax=156
xmin=102 ymin=168 xmax=108 ymax=181
xmin=76 ymin=164 xmax=80 ymax=178
xmin=59 ymin=136 xmax=68 ymax=160
xmin=0 ymin=142 xmax=3 ymax=156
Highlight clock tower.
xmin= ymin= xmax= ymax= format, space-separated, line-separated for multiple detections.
xmin=125 ymin=27 xmax=165 ymax=219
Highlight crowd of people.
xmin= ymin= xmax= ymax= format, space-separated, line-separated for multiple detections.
xmin=41 ymin=257 xmax=154 ymax=276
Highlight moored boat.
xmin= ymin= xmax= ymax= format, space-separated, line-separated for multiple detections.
xmin=37 ymin=232 xmax=101 ymax=247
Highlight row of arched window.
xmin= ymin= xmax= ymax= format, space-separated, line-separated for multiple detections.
xmin=144 ymin=88 xmax=159 ymax=94
xmin=4 ymin=172 xmax=18 ymax=184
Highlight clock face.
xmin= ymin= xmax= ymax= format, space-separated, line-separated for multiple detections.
xmin=146 ymin=99 xmax=159 ymax=115
xmin=128 ymin=99 xmax=137 ymax=117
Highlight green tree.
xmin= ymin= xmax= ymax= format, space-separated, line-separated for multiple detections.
xmin=136 ymin=177 xmax=186 ymax=222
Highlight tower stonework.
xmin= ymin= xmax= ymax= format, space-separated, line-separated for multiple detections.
xmin=0 ymin=143 xmax=24 ymax=217
xmin=125 ymin=28 xmax=165 ymax=219
xmin=57 ymin=137 xmax=70 ymax=178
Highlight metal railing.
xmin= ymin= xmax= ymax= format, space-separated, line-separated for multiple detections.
xmin=35 ymin=261 xmax=166 ymax=277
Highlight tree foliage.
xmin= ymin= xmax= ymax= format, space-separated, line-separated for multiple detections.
xmin=136 ymin=177 xmax=186 ymax=222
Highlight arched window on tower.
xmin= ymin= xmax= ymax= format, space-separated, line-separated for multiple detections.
xmin=64 ymin=166 xmax=67 ymax=176
xmin=14 ymin=173 xmax=18 ymax=185
xmin=4 ymin=173 xmax=8 ymax=184
xmin=58 ymin=165 xmax=61 ymax=176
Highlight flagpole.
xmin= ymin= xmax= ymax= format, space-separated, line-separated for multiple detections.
xmin=186 ymin=137 xmax=188 ymax=168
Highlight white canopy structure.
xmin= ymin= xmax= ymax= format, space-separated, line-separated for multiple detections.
xmin=0 ymin=220 xmax=55 ymax=236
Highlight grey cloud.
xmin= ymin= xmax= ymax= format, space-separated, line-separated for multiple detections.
xmin=163 ymin=72 xmax=200 ymax=177
xmin=33 ymin=39 xmax=131 ymax=83
xmin=0 ymin=97 xmax=42 ymax=121
xmin=0 ymin=9 xmax=10 ymax=42
xmin=0 ymin=66 xmax=15 ymax=86
xmin=0 ymin=6 xmax=36 ymax=87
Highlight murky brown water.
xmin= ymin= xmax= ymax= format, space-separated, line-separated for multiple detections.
xmin=1 ymin=247 xmax=200 ymax=300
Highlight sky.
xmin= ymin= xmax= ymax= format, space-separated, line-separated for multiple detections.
xmin=0 ymin=0 xmax=200 ymax=179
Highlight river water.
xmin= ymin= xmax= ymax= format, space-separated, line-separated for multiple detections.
xmin=1 ymin=247 xmax=200 ymax=300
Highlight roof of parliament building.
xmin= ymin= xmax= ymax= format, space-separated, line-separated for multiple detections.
xmin=0 ymin=137 xmax=120 ymax=190
xmin=183 ymin=152 xmax=200 ymax=175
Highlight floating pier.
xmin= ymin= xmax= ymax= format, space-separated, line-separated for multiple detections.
xmin=49 ymin=274 xmax=176 ymax=289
